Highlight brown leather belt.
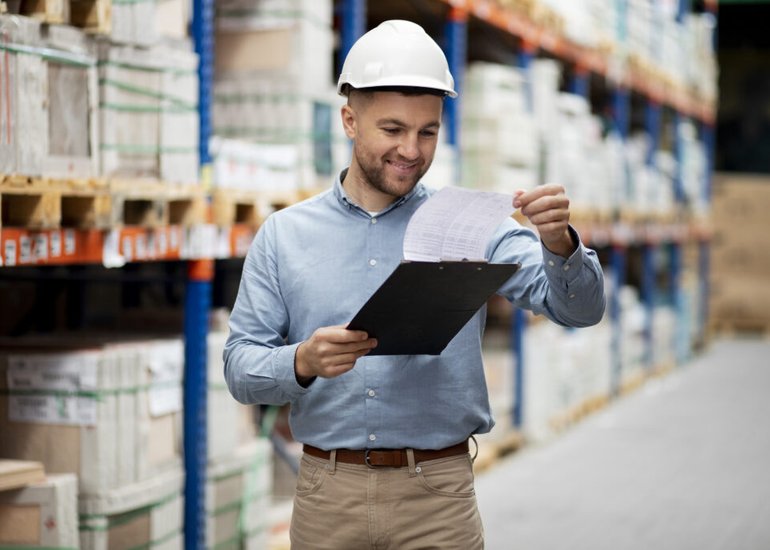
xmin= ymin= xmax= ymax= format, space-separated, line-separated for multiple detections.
xmin=303 ymin=440 xmax=469 ymax=468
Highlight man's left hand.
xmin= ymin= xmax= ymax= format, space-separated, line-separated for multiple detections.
xmin=513 ymin=184 xmax=576 ymax=258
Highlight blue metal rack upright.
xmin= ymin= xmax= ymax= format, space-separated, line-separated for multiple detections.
xmin=642 ymin=100 xmax=662 ymax=370
xmin=186 ymin=0 xmax=214 ymax=548
xmin=510 ymin=42 xmax=536 ymax=429
xmin=609 ymin=84 xmax=630 ymax=395
xmin=184 ymin=260 xmax=213 ymax=550
xmin=338 ymin=0 xmax=366 ymax=72
xmin=443 ymin=7 xmax=467 ymax=151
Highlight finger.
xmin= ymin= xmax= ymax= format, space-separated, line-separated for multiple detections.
xmin=516 ymin=184 xmax=565 ymax=208
xmin=337 ymin=338 xmax=377 ymax=354
xmin=319 ymin=349 xmax=374 ymax=377
xmin=521 ymin=196 xmax=569 ymax=220
xmin=325 ymin=326 xmax=372 ymax=343
xmin=527 ymin=207 xmax=570 ymax=227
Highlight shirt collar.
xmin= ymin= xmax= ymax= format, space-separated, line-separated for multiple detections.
xmin=333 ymin=168 xmax=425 ymax=217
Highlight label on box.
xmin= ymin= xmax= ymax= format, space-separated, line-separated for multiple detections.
xmin=148 ymin=341 xmax=183 ymax=416
xmin=7 ymin=353 xmax=100 ymax=426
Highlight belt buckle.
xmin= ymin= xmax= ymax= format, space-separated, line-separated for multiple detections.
xmin=364 ymin=449 xmax=376 ymax=468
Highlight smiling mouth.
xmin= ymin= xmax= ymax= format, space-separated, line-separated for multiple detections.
xmin=387 ymin=160 xmax=419 ymax=173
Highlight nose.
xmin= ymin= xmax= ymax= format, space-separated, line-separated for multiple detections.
xmin=396 ymin=133 xmax=420 ymax=161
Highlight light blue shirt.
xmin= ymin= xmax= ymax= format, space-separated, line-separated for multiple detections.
xmin=224 ymin=171 xmax=605 ymax=450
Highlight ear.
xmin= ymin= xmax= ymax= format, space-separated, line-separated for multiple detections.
xmin=341 ymin=104 xmax=357 ymax=140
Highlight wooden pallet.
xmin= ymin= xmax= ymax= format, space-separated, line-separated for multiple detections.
xmin=16 ymin=0 xmax=69 ymax=24
xmin=16 ymin=0 xmax=111 ymax=34
xmin=211 ymin=188 xmax=264 ymax=228
xmin=549 ymin=393 xmax=612 ymax=434
xmin=0 ymin=459 xmax=46 ymax=492
xmin=0 ymin=175 xmax=110 ymax=229
xmin=70 ymin=0 xmax=111 ymax=34
xmin=709 ymin=318 xmax=770 ymax=339
xmin=110 ymin=179 xmax=207 ymax=227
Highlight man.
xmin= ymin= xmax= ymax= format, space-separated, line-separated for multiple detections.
xmin=224 ymin=19 xmax=605 ymax=550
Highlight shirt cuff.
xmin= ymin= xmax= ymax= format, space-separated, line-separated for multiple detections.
xmin=541 ymin=225 xmax=586 ymax=282
xmin=273 ymin=342 xmax=312 ymax=398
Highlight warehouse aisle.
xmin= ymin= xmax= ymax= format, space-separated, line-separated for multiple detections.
xmin=476 ymin=337 xmax=770 ymax=550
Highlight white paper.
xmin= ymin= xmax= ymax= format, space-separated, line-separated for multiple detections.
xmin=7 ymin=352 xmax=100 ymax=426
xmin=147 ymin=340 xmax=183 ymax=417
xmin=403 ymin=186 xmax=515 ymax=262
xmin=102 ymin=229 xmax=126 ymax=268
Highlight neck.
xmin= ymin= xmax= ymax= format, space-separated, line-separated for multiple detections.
xmin=341 ymin=165 xmax=396 ymax=213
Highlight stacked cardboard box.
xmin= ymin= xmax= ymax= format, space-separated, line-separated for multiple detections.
xmin=0 ymin=337 xmax=185 ymax=550
xmin=206 ymin=439 xmax=273 ymax=550
xmin=0 ymin=473 xmax=79 ymax=548
xmin=0 ymin=15 xmax=99 ymax=179
xmin=212 ymin=0 xmax=339 ymax=191
xmin=79 ymin=466 xmax=184 ymax=550
xmin=522 ymin=317 xmax=612 ymax=442
xmin=98 ymin=42 xmax=199 ymax=184
xmin=207 ymin=331 xmax=259 ymax=463
xmin=461 ymin=62 xmax=539 ymax=192
xmin=710 ymin=175 xmax=770 ymax=329
xmin=0 ymin=338 xmax=184 ymax=494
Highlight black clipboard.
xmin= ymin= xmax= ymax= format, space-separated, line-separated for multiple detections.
xmin=347 ymin=261 xmax=520 ymax=356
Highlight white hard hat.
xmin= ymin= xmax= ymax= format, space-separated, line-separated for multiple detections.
xmin=337 ymin=20 xmax=457 ymax=98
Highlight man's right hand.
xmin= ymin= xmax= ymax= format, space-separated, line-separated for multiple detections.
xmin=294 ymin=325 xmax=377 ymax=386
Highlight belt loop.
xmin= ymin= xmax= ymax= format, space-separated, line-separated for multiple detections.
xmin=406 ymin=448 xmax=417 ymax=477
xmin=327 ymin=449 xmax=337 ymax=474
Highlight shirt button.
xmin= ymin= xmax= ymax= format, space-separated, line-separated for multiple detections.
xmin=369 ymin=434 xmax=377 ymax=441
xmin=563 ymin=264 xmax=570 ymax=271
xmin=569 ymin=294 xmax=576 ymax=299
xmin=547 ymin=260 xmax=555 ymax=267
xmin=371 ymin=218 xmax=377 ymax=224
xmin=369 ymin=259 xmax=377 ymax=266
xmin=367 ymin=389 xmax=376 ymax=397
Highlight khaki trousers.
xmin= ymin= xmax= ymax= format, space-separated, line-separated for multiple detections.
xmin=290 ymin=449 xmax=484 ymax=550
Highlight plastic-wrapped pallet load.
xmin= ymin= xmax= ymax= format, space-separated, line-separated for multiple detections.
xmin=0 ymin=473 xmax=79 ymax=548
xmin=0 ymin=338 xmax=183 ymax=496
xmin=212 ymin=77 xmax=338 ymax=191
xmin=543 ymin=93 xmax=614 ymax=215
xmin=0 ymin=15 xmax=99 ymax=179
xmin=617 ymin=285 xmax=647 ymax=390
xmin=206 ymin=439 xmax=273 ymax=550
xmin=522 ymin=313 xmax=612 ymax=442
xmin=214 ymin=0 xmax=333 ymax=90
xmin=111 ymin=0 xmax=158 ymax=46
xmin=212 ymin=0 xmax=339 ymax=191
xmin=154 ymin=0 xmax=191 ymax=41
xmin=207 ymin=331 xmax=259 ymax=463
xmin=461 ymin=62 xmax=539 ymax=192
xmin=98 ymin=42 xmax=199 ymax=184
xmin=79 ymin=465 xmax=184 ymax=550
xmin=209 ymin=137 xmax=300 ymax=193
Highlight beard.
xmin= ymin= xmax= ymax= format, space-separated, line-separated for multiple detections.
xmin=353 ymin=146 xmax=430 ymax=198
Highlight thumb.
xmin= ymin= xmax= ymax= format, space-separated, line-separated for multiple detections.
xmin=513 ymin=189 xmax=526 ymax=208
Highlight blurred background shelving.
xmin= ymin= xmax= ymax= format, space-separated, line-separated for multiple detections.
xmin=2 ymin=0 xmax=768 ymax=549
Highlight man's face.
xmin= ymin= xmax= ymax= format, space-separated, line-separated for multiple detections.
xmin=343 ymin=91 xmax=443 ymax=199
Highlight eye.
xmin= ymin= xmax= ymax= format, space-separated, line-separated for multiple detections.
xmin=382 ymin=127 xmax=400 ymax=135
xmin=420 ymin=129 xmax=438 ymax=138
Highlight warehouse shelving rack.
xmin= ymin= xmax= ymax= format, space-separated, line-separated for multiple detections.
xmin=338 ymin=0 xmax=717 ymax=423
xmin=0 ymin=0 xmax=716 ymax=547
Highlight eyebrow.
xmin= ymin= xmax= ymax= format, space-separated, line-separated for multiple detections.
xmin=376 ymin=118 xmax=441 ymax=130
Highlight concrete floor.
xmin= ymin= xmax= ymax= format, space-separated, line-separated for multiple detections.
xmin=477 ymin=337 xmax=770 ymax=550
